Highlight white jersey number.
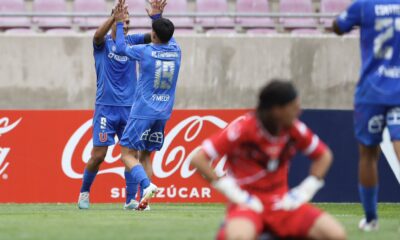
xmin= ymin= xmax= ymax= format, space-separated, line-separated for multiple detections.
xmin=154 ymin=60 xmax=175 ymax=90
xmin=374 ymin=18 xmax=400 ymax=59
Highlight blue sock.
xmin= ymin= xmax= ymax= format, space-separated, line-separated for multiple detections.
xmin=80 ymin=169 xmax=98 ymax=193
xmin=140 ymin=178 xmax=150 ymax=199
xmin=125 ymin=171 xmax=137 ymax=204
xmin=359 ymin=185 xmax=379 ymax=222
xmin=130 ymin=165 xmax=150 ymax=200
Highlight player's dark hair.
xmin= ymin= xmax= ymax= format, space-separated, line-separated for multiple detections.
xmin=257 ymin=80 xmax=298 ymax=111
xmin=152 ymin=18 xmax=175 ymax=43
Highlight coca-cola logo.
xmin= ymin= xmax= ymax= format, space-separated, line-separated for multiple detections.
xmin=0 ymin=117 xmax=22 ymax=136
xmin=0 ymin=117 xmax=22 ymax=179
xmin=62 ymin=119 xmax=124 ymax=179
xmin=61 ymin=115 xmax=230 ymax=179
xmin=153 ymin=116 xmax=228 ymax=179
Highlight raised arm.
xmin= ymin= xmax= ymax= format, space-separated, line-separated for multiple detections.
xmin=114 ymin=3 xmax=143 ymax=60
xmin=93 ymin=9 xmax=116 ymax=45
xmin=146 ymin=0 xmax=167 ymax=21
xmin=125 ymin=0 xmax=167 ymax=45
xmin=115 ymin=21 xmax=128 ymax=55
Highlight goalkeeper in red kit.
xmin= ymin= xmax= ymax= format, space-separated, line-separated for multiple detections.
xmin=191 ymin=80 xmax=346 ymax=240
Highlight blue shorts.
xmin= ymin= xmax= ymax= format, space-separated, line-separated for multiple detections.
xmin=92 ymin=104 xmax=131 ymax=147
xmin=120 ymin=118 xmax=167 ymax=151
xmin=354 ymin=103 xmax=400 ymax=146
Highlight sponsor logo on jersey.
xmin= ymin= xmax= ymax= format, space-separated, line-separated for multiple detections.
xmin=108 ymin=52 xmax=129 ymax=62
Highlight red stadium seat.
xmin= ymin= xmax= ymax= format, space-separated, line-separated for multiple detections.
xmin=46 ymin=28 xmax=77 ymax=35
xmin=4 ymin=27 xmax=36 ymax=34
xmin=291 ymin=28 xmax=322 ymax=35
xmin=246 ymin=28 xmax=277 ymax=35
xmin=320 ymin=0 xmax=351 ymax=27
xmin=279 ymin=0 xmax=317 ymax=29
xmin=125 ymin=0 xmax=151 ymax=28
xmin=0 ymin=0 xmax=31 ymax=29
xmin=73 ymin=0 xmax=108 ymax=29
xmin=206 ymin=28 xmax=237 ymax=35
xmin=236 ymin=0 xmax=274 ymax=28
xmin=174 ymin=28 xmax=196 ymax=35
xmin=196 ymin=0 xmax=234 ymax=28
xmin=164 ymin=0 xmax=193 ymax=28
xmin=33 ymin=0 xmax=71 ymax=29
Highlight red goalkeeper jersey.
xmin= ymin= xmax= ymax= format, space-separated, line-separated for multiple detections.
xmin=202 ymin=112 xmax=328 ymax=197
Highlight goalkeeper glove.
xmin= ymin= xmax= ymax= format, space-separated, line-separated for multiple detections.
xmin=212 ymin=176 xmax=264 ymax=213
xmin=273 ymin=175 xmax=324 ymax=211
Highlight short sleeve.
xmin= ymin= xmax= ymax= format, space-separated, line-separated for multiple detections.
xmin=291 ymin=121 xmax=328 ymax=160
xmin=202 ymin=119 xmax=245 ymax=160
xmin=126 ymin=34 xmax=145 ymax=45
xmin=335 ymin=0 xmax=363 ymax=33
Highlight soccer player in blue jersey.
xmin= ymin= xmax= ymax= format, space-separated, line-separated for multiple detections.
xmin=333 ymin=0 xmax=400 ymax=231
xmin=77 ymin=0 xmax=167 ymax=210
xmin=113 ymin=1 xmax=181 ymax=210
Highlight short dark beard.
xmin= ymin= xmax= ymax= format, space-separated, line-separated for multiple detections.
xmin=257 ymin=110 xmax=280 ymax=136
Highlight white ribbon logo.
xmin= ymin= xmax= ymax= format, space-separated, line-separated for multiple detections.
xmin=61 ymin=115 xmax=230 ymax=179
xmin=0 ymin=117 xmax=22 ymax=177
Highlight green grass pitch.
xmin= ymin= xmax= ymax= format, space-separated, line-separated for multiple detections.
xmin=0 ymin=203 xmax=399 ymax=240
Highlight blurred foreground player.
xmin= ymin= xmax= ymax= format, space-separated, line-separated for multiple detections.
xmin=114 ymin=1 xmax=181 ymax=210
xmin=191 ymin=81 xmax=346 ymax=240
xmin=77 ymin=0 xmax=166 ymax=210
xmin=333 ymin=0 xmax=400 ymax=231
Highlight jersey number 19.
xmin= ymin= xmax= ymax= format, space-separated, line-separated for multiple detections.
xmin=154 ymin=60 xmax=175 ymax=90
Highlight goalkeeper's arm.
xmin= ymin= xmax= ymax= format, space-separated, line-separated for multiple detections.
xmin=273 ymin=148 xmax=333 ymax=211
xmin=310 ymin=148 xmax=333 ymax=180
xmin=190 ymin=150 xmax=220 ymax=183
xmin=191 ymin=151 xmax=263 ymax=213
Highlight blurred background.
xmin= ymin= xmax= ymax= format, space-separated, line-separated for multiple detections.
xmin=0 ymin=0 xmax=352 ymax=35
xmin=0 ymin=0 xmax=359 ymax=111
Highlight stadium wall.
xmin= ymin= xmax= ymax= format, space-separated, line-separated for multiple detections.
xmin=0 ymin=35 xmax=360 ymax=110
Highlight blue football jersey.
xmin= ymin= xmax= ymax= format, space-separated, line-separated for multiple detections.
xmin=94 ymin=34 xmax=145 ymax=106
xmin=336 ymin=0 xmax=400 ymax=105
xmin=115 ymin=23 xmax=182 ymax=120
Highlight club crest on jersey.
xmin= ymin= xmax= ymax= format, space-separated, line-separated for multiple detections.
xmin=267 ymin=159 xmax=279 ymax=172
xmin=99 ymin=132 xmax=108 ymax=143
